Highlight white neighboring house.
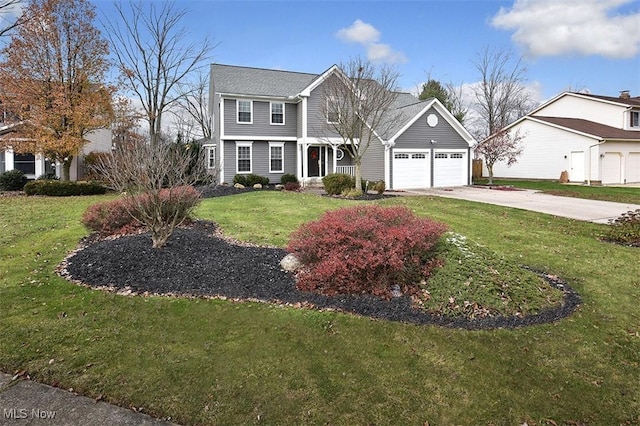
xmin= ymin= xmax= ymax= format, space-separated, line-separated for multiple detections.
xmin=487 ymin=91 xmax=640 ymax=185
xmin=0 ymin=123 xmax=112 ymax=181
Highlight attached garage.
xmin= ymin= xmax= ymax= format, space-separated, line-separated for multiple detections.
xmin=392 ymin=149 xmax=430 ymax=189
xmin=601 ymin=152 xmax=622 ymax=184
xmin=627 ymin=152 xmax=640 ymax=183
xmin=433 ymin=150 xmax=468 ymax=187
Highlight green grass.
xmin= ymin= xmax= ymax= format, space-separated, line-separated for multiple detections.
xmin=475 ymin=178 xmax=640 ymax=204
xmin=1 ymin=191 xmax=640 ymax=425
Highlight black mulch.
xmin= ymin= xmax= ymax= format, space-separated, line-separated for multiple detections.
xmin=61 ymin=223 xmax=581 ymax=330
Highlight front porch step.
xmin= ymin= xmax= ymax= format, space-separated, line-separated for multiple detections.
xmin=303 ymin=177 xmax=324 ymax=188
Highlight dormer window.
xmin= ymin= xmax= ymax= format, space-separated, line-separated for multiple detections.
xmin=631 ymin=111 xmax=639 ymax=129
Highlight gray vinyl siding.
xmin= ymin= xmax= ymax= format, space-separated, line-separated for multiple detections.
xmin=223 ymin=140 xmax=297 ymax=184
xmin=223 ymin=99 xmax=297 ymax=137
xmin=394 ymin=109 xmax=468 ymax=149
xmin=361 ymin=132 xmax=385 ymax=182
xmin=307 ymin=79 xmax=341 ymax=139
xmin=390 ymin=108 xmax=469 ymax=188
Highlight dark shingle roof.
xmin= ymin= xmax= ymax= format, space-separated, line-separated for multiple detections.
xmin=533 ymin=116 xmax=640 ymax=140
xmin=211 ymin=64 xmax=318 ymax=98
xmin=570 ymin=92 xmax=640 ymax=107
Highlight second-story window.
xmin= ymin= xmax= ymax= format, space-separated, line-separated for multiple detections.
xmin=326 ymin=97 xmax=339 ymax=124
xmin=237 ymin=100 xmax=252 ymax=123
xmin=271 ymin=102 xmax=284 ymax=125
xmin=631 ymin=111 xmax=640 ymax=128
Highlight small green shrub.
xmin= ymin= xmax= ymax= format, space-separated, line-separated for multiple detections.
xmin=24 ymin=180 xmax=107 ymax=196
xmin=342 ymin=188 xmax=363 ymax=198
xmin=322 ymin=173 xmax=355 ymax=195
xmin=288 ymin=205 xmax=448 ymax=298
xmin=0 ymin=169 xmax=28 ymax=191
xmin=233 ymin=174 xmax=269 ymax=187
xmin=37 ymin=173 xmax=60 ymax=180
xmin=606 ymin=209 xmax=640 ymax=246
xmin=280 ymin=173 xmax=299 ymax=185
xmin=372 ymin=180 xmax=386 ymax=194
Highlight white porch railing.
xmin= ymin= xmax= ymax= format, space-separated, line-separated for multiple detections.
xmin=336 ymin=165 xmax=355 ymax=176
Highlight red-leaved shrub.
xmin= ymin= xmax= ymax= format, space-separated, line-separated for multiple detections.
xmin=81 ymin=198 xmax=144 ymax=236
xmin=287 ymin=205 xmax=448 ymax=298
xmin=81 ymin=185 xmax=201 ymax=240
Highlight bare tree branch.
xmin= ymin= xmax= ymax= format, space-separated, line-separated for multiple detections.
xmin=320 ymin=57 xmax=401 ymax=191
xmin=172 ymin=70 xmax=212 ymax=141
xmin=472 ymin=46 xmax=535 ymax=140
xmin=102 ymin=1 xmax=214 ymax=145
xmin=0 ymin=0 xmax=24 ymax=38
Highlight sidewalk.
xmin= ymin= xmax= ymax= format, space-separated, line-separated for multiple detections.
xmin=407 ymin=186 xmax=640 ymax=224
xmin=0 ymin=373 xmax=178 ymax=426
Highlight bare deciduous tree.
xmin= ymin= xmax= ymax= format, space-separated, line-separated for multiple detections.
xmin=321 ymin=57 xmax=401 ymax=191
xmin=475 ymin=128 xmax=524 ymax=184
xmin=472 ymin=46 xmax=535 ymax=140
xmin=173 ymin=70 xmax=212 ymax=141
xmin=93 ymin=140 xmax=210 ymax=248
xmin=103 ymin=1 xmax=214 ymax=146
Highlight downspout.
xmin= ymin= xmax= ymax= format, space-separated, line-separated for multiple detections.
xmin=383 ymin=140 xmax=395 ymax=189
xmin=587 ymin=139 xmax=605 ymax=186
xmin=219 ymin=96 xmax=226 ymax=183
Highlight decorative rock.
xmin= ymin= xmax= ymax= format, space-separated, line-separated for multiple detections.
xmin=233 ymin=183 xmax=245 ymax=189
xmin=280 ymin=253 xmax=303 ymax=272
xmin=275 ymin=184 xmax=284 ymax=190
xmin=253 ymin=183 xmax=263 ymax=189
xmin=391 ymin=284 xmax=403 ymax=298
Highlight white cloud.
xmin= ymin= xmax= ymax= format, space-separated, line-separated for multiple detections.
xmin=491 ymin=0 xmax=640 ymax=58
xmin=367 ymin=43 xmax=407 ymax=63
xmin=336 ymin=19 xmax=407 ymax=63
xmin=336 ymin=19 xmax=380 ymax=44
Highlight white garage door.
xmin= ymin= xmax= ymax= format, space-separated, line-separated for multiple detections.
xmin=433 ymin=151 xmax=467 ymax=187
xmin=627 ymin=152 xmax=640 ymax=183
xmin=393 ymin=151 xmax=430 ymax=189
xmin=602 ymin=152 xmax=622 ymax=184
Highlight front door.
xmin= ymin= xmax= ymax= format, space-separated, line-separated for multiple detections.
xmin=308 ymin=146 xmax=324 ymax=177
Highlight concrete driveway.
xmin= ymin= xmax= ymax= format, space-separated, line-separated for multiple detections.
xmin=408 ymin=186 xmax=640 ymax=224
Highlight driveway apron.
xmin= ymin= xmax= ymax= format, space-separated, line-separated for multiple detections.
xmin=408 ymin=187 xmax=640 ymax=224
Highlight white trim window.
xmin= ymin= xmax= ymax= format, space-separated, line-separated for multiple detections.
xmin=237 ymin=100 xmax=252 ymax=124
xmin=236 ymin=142 xmax=252 ymax=173
xmin=631 ymin=111 xmax=640 ymax=129
xmin=205 ymin=146 xmax=216 ymax=169
xmin=270 ymin=102 xmax=284 ymax=125
xmin=326 ymin=97 xmax=339 ymax=124
xmin=269 ymin=142 xmax=284 ymax=173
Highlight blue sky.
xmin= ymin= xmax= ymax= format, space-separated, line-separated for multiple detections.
xmin=93 ymin=0 xmax=640 ymax=104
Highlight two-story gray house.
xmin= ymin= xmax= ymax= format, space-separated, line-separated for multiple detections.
xmin=207 ymin=63 xmax=475 ymax=190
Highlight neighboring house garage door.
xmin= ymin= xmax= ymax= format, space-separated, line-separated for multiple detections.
xmin=627 ymin=152 xmax=640 ymax=183
xmin=433 ymin=151 xmax=467 ymax=187
xmin=602 ymin=152 xmax=622 ymax=184
xmin=393 ymin=150 xmax=430 ymax=189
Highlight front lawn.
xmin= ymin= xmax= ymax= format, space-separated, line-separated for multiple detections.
xmin=474 ymin=178 xmax=640 ymax=204
xmin=1 ymin=191 xmax=639 ymax=424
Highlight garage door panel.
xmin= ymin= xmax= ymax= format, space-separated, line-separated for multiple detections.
xmin=602 ymin=153 xmax=622 ymax=185
xmin=433 ymin=151 xmax=467 ymax=187
xmin=627 ymin=153 xmax=640 ymax=183
xmin=393 ymin=151 xmax=430 ymax=189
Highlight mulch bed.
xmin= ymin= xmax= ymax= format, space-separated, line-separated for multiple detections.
xmin=58 ymin=186 xmax=581 ymax=329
